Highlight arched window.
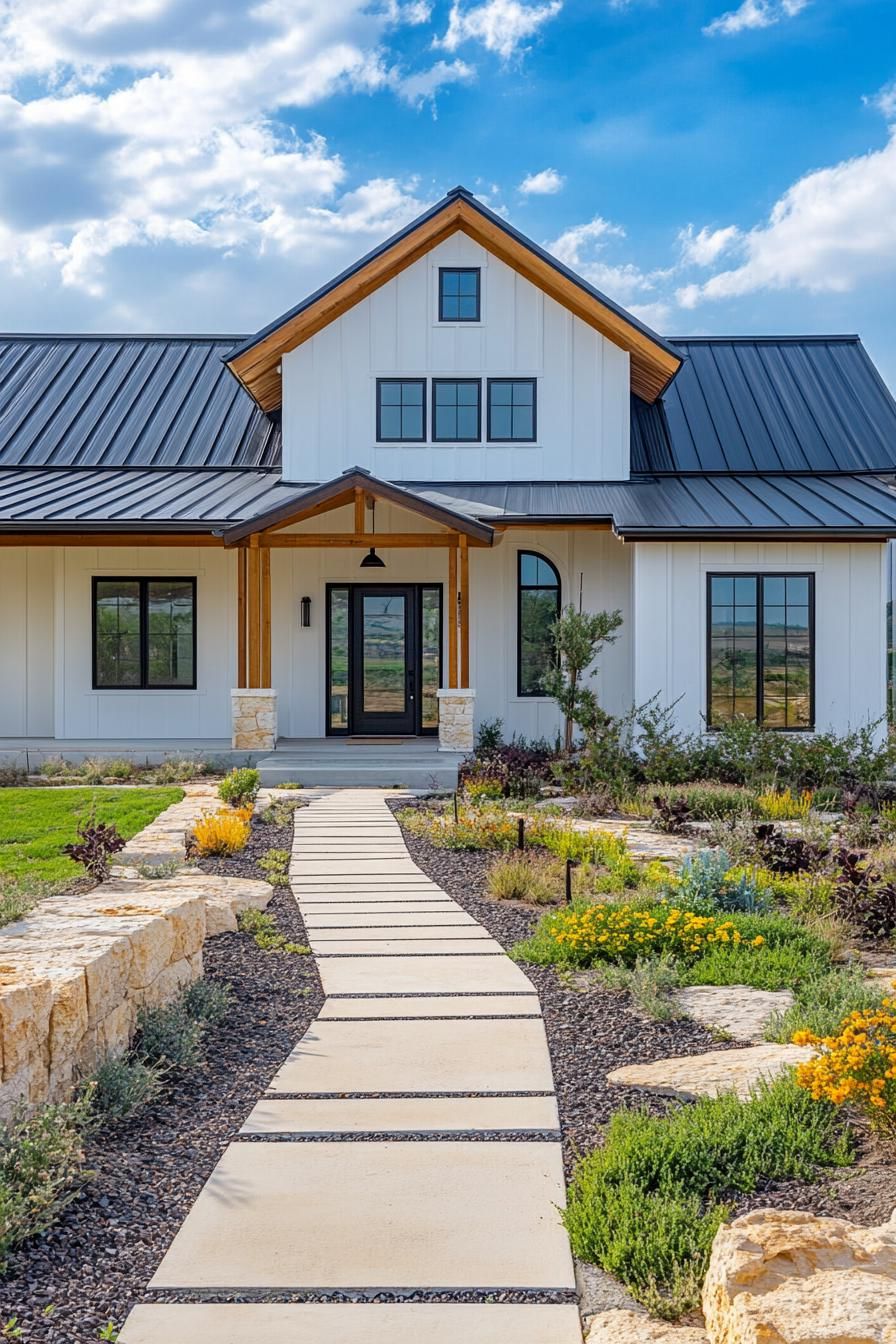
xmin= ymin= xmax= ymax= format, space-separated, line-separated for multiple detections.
xmin=518 ymin=551 xmax=561 ymax=697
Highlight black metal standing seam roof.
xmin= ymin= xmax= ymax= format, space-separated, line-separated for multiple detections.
xmin=632 ymin=337 xmax=896 ymax=475
xmin=0 ymin=336 xmax=281 ymax=468
xmin=3 ymin=467 xmax=896 ymax=537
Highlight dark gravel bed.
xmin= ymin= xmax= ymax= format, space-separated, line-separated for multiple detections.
xmin=0 ymin=824 xmax=322 ymax=1344
xmin=392 ymin=803 xmax=896 ymax=1226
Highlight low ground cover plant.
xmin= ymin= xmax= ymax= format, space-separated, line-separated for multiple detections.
xmin=794 ymin=996 xmax=896 ymax=1133
xmin=238 ymin=906 xmax=309 ymax=954
xmin=257 ymin=848 xmax=290 ymax=887
xmin=563 ymin=1076 xmax=852 ymax=1318
xmin=217 ymin=767 xmax=260 ymax=808
xmin=765 ymin=965 xmax=886 ymax=1043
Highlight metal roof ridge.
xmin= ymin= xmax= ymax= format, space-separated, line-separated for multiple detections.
xmin=0 ymin=332 xmax=251 ymax=343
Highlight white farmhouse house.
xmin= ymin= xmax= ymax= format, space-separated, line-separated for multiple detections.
xmin=1 ymin=186 xmax=896 ymax=783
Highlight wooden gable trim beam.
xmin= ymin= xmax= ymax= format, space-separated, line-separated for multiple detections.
xmin=226 ymin=196 xmax=681 ymax=410
xmin=262 ymin=532 xmax=467 ymax=548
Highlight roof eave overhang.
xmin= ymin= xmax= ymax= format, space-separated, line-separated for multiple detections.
xmin=226 ymin=191 xmax=682 ymax=411
xmin=220 ymin=467 xmax=495 ymax=546
xmin=618 ymin=527 xmax=896 ymax=541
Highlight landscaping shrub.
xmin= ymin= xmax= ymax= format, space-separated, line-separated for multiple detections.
xmin=146 ymin=757 xmax=210 ymax=785
xmin=486 ymin=852 xmax=560 ymax=905
xmin=62 ymin=814 xmax=126 ymax=882
xmin=756 ymin=787 xmax=813 ymax=820
xmin=511 ymin=901 xmax=764 ymax=969
xmin=135 ymin=1001 xmax=205 ymax=1071
xmin=650 ymin=793 xmax=692 ymax=833
xmin=753 ymin=823 xmax=829 ymax=875
xmin=459 ymin=738 xmax=556 ymax=798
xmin=193 ymin=808 xmax=251 ymax=856
xmin=182 ymin=977 xmax=232 ymax=1026
xmin=833 ymin=848 xmax=896 ymax=941
xmin=674 ymin=849 xmax=770 ymax=915
xmin=258 ymin=799 xmax=302 ymax=827
xmin=633 ymin=781 xmax=757 ymax=822
xmin=794 ymin=997 xmax=896 ymax=1133
xmin=218 ymin=767 xmax=260 ymax=808
xmin=596 ymin=953 xmax=683 ymax=1021
xmin=765 ymin=966 xmax=886 ymax=1044
xmin=727 ymin=866 xmax=836 ymax=919
xmin=0 ymin=1094 xmax=94 ymax=1271
xmin=237 ymin=906 xmax=309 ymax=953
xmin=563 ymin=1076 xmax=852 ymax=1317
xmin=37 ymin=757 xmax=69 ymax=779
xmin=464 ymin=779 xmax=505 ymax=803
xmin=91 ymin=1053 xmax=162 ymax=1122
xmin=679 ymin=912 xmax=832 ymax=991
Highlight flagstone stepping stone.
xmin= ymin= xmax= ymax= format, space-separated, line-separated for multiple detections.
xmin=318 ymin=994 xmax=541 ymax=1017
xmin=120 ymin=1303 xmax=584 ymax=1344
xmin=267 ymin=1017 xmax=554 ymax=1093
xmin=241 ymin=1094 xmax=560 ymax=1133
xmin=317 ymin=953 xmax=535 ymax=995
xmin=673 ymin=984 xmax=795 ymax=1042
xmin=864 ymin=964 xmax=896 ymax=990
xmin=608 ymin=1042 xmax=816 ymax=1100
xmin=149 ymin=1141 xmax=575 ymax=1290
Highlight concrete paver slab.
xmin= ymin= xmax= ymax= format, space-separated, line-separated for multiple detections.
xmin=311 ymin=937 xmax=505 ymax=955
xmin=121 ymin=1303 xmax=583 ymax=1344
xmin=241 ymin=1094 xmax=560 ymax=1133
xmin=303 ymin=911 xmax=479 ymax=927
xmin=308 ymin=926 xmax=493 ymax=940
xmin=149 ymin=1141 xmax=574 ymax=1289
xmin=267 ymin=1017 xmax=554 ymax=1093
xmin=319 ymin=995 xmax=541 ymax=1018
xmin=298 ymin=903 xmax=463 ymax=914
xmin=318 ymin=954 xmax=535 ymax=994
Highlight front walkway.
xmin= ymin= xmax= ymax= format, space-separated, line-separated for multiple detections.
xmin=121 ymin=789 xmax=581 ymax=1343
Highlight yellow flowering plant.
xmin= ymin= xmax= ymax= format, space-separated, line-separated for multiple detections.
xmin=193 ymin=808 xmax=251 ymax=856
xmin=530 ymin=901 xmax=764 ymax=969
xmin=756 ymin=787 xmax=814 ymax=820
xmin=793 ymin=996 xmax=896 ymax=1131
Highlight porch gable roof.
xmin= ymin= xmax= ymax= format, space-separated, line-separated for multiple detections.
xmin=219 ymin=467 xmax=495 ymax=545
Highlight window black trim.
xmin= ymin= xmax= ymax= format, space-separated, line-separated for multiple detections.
xmin=92 ymin=576 xmax=197 ymax=690
xmin=431 ymin=377 xmax=482 ymax=443
xmin=375 ymin=377 xmax=427 ymax=443
xmin=705 ymin=571 xmax=815 ymax=731
xmin=438 ymin=266 xmax=481 ymax=322
xmin=487 ymin=377 xmax=537 ymax=443
xmin=517 ymin=550 xmax=561 ymax=699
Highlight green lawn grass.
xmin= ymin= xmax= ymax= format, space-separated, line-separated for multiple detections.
xmin=0 ymin=787 xmax=184 ymax=918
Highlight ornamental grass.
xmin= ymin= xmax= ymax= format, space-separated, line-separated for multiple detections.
xmin=793 ymin=995 xmax=896 ymax=1132
xmin=756 ymin=787 xmax=814 ymax=820
xmin=193 ymin=807 xmax=251 ymax=856
xmin=512 ymin=900 xmax=764 ymax=969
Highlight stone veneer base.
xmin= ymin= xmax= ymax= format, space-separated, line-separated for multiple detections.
xmin=231 ymin=688 xmax=278 ymax=752
xmin=436 ymin=688 xmax=476 ymax=753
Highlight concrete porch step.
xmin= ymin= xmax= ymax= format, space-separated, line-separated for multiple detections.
xmin=256 ymin=751 xmax=462 ymax=789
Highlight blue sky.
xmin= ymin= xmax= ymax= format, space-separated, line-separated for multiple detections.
xmin=1 ymin=0 xmax=895 ymax=384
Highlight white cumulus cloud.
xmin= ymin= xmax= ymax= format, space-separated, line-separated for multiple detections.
xmin=437 ymin=0 xmax=562 ymax=59
xmin=518 ymin=167 xmax=565 ymax=195
xmin=704 ymin=0 xmax=810 ymax=37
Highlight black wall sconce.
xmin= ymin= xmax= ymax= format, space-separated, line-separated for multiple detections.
xmin=300 ymin=596 xmax=312 ymax=628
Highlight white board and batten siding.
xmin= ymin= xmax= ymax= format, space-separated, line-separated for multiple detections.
xmin=632 ymin=541 xmax=889 ymax=739
xmin=280 ymin=234 xmax=631 ymax=485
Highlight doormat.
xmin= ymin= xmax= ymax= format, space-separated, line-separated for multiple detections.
xmin=346 ymin=737 xmax=413 ymax=746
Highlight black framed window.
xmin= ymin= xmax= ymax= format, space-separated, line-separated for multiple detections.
xmin=376 ymin=378 xmax=426 ymax=442
xmin=93 ymin=578 xmax=196 ymax=689
xmin=707 ymin=573 xmax=814 ymax=730
xmin=488 ymin=378 xmax=536 ymax=442
xmin=439 ymin=267 xmax=480 ymax=321
xmin=432 ymin=379 xmax=481 ymax=442
xmin=518 ymin=551 xmax=561 ymax=697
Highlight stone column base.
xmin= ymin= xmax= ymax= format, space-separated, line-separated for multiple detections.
xmin=231 ymin=689 xmax=278 ymax=752
xmin=436 ymin=688 xmax=476 ymax=753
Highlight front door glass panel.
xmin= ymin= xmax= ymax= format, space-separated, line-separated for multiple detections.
xmin=329 ymin=587 xmax=349 ymax=731
xmin=362 ymin=593 xmax=407 ymax=715
xmin=420 ymin=587 xmax=441 ymax=730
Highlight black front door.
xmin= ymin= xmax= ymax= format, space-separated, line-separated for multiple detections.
xmin=350 ymin=586 xmax=417 ymax=735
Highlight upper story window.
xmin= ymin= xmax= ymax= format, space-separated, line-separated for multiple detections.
xmin=488 ymin=378 xmax=536 ymax=442
xmin=518 ymin=551 xmax=561 ymax=697
xmin=707 ymin=573 xmax=814 ymax=730
xmin=93 ymin=577 xmax=196 ymax=690
xmin=377 ymin=379 xmax=426 ymax=442
xmin=439 ymin=268 xmax=480 ymax=322
xmin=433 ymin=379 xmax=481 ymax=442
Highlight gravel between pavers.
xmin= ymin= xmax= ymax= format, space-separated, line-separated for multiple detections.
xmin=0 ymin=820 xmax=323 ymax=1344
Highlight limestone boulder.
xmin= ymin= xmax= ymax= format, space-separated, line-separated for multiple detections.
xmin=586 ymin=1309 xmax=707 ymax=1342
xmin=608 ymin=1043 xmax=815 ymax=1101
xmin=703 ymin=1207 xmax=896 ymax=1343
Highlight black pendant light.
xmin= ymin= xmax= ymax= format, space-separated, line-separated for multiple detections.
xmin=359 ymin=498 xmax=386 ymax=568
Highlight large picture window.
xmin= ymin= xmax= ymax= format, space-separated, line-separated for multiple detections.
xmin=518 ymin=551 xmax=560 ymax=697
xmin=93 ymin=578 xmax=196 ymax=689
xmin=707 ymin=573 xmax=813 ymax=729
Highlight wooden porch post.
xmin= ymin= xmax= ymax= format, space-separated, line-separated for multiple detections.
xmin=247 ymin=536 xmax=261 ymax=688
xmin=260 ymin=547 xmax=272 ymax=687
xmin=448 ymin=541 xmax=458 ymax=689
xmin=459 ymin=534 xmax=470 ymax=687
xmin=236 ymin=547 xmax=247 ymax=688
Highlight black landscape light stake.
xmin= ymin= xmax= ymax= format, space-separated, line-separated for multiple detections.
xmin=517 ymin=817 xmax=526 ymax=850
xmin=565 ymin=858 xmax=579 ymax=905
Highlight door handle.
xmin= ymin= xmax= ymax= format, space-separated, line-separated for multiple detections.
xmin=408 ymin=669 xmax=416 ymax=702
